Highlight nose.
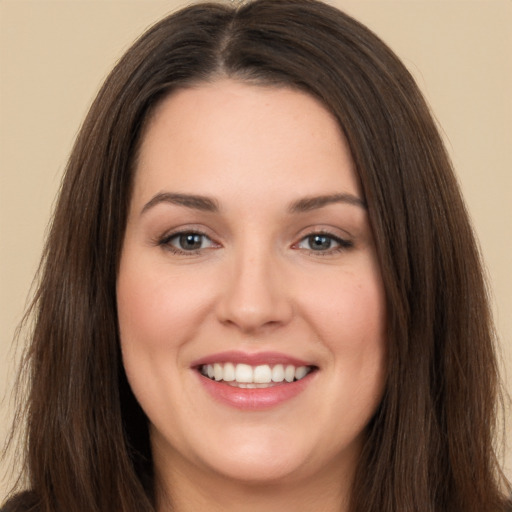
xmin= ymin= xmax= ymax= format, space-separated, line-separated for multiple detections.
xmin=216 ymin=247 xmax=294 ymax=333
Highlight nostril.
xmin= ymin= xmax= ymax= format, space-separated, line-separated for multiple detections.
xmin=217 ymin=301 xmax=292 ymax=332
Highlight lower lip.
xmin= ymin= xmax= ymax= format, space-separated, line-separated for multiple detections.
xmin=197 ymin=372 xmax=316 ymax=410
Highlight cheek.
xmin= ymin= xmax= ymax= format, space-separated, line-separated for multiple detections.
xmin=116 ymin=257 xmax=215 ymax=351
xmin=116 ymin=255 xmax=217 ymax=432
xmin=301 ymin=263 xmax=386 ymax=350
xmin=298 ymin=261 xmax=387 ymax=408
xmin=115 ymin=256 xmax=220 ymax=416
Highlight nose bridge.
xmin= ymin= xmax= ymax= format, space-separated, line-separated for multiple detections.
xmin=217 ymin=237 xmax=292 ymax=332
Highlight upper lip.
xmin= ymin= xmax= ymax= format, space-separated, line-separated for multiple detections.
xmin=190 ymin=351 xmax=315 ymax=368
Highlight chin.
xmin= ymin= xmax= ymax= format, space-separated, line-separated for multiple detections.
xmin=204 ymin=444 xmax=308 ymax=485
xmin=152 ymin=422 xmax=318 ymax=486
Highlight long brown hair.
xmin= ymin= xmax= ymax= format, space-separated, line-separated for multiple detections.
xmin=3 ymin=1 xmax=509 ymax=511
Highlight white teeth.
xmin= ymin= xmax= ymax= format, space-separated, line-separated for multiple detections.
xmin=214 ymin=363 xmax=223 ymax=381
xmin=271 ymin=364 xmax=284 ymax=382
xmin=201 ymin=362 xmax=312 ymax=385
xmin=235 ymin=363 xmax=253 ymax=383
xmin=253 ymin=364 xmax=272 ymax=383
xmin=295 ymin=366 xmax=308 ymax=380
xmin=285 ymin=365 xmax=295 ymax=383
xmin=223 ymin=362 xmax=235 ymax=382
xmin=230 ymin=382 xmax=270 ymax=389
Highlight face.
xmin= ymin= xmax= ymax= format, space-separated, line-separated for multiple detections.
xmin=117 ymin=80 xmax=387 ymax=490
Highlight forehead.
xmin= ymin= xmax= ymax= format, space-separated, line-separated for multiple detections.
xmin=132 ymin=79 xmax=360 ymax=208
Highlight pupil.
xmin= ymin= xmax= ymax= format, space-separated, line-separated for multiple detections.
xmin=310 ymin=235 xmax=331 ymax=250
xmin=180 ymin=234 xmax=202 ymax=250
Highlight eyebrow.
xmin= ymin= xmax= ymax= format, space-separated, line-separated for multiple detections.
xmin=141 ymin=192 xmax=219 ymax=215
xmin=140 ymin=191 xmax=366 ymax=216
xmin=288 ymin=193 xmax=367 ymax=212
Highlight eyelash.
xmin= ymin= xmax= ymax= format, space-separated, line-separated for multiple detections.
xmin=157 ymin=230 xmax=353 ymax=256
xmin=294 ymin=231 xmax=353 ymax=255
xmin=158 ymin=230 xmax=217 ymax=255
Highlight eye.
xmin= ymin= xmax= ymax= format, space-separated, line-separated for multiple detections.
xmin=161 ymin=231 xmax=217 ymax=253
xmin=296 ymin=233 xmax=352 ymax=253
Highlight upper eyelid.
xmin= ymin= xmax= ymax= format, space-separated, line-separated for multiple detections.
xmin=161 ymin=231 xmax=218 ymax=249
xmin=162 ymin=228 xmax=209 ymax=240
xmin=165 ymin=231 xmax=210 ymax=242
xmin=299 ymin=232 xmax=345 ymax=243
xmin=293 ymin=224 xmax=354 ymax=242
xmin=159 ymin=227 xmax=349 ymax=240
xmin=294 ymin=232 xmax=352 ymax=249
xmin=159 ymin=225 xmax=217 ymax=241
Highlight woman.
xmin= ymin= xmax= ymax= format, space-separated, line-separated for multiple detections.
xmin=2 ymin=0 xmax=510 ymax=510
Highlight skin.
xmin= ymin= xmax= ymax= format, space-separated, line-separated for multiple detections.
xmin=117 ymin=80 xmax=387 ymax=512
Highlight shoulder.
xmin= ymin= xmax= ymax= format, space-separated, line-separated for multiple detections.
xmin=1 ymin=491 xmax=39 ymax=512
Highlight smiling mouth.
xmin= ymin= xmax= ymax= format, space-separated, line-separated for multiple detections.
xmin=199 ymin=363 xmax=316 ymax=388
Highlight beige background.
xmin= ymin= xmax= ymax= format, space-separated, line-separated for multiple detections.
xmin=1 ymin=0 xmax=511 ymax=499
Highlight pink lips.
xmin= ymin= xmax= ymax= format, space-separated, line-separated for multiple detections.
xmin=192 ymin=351 xmax=317 ymax=410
